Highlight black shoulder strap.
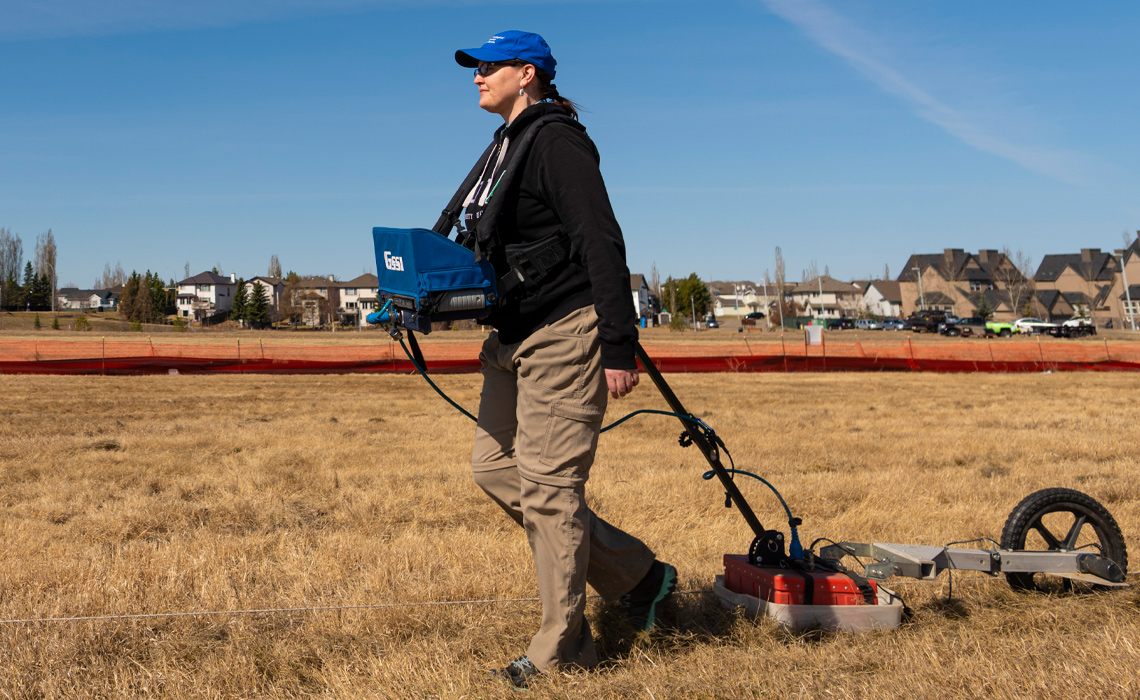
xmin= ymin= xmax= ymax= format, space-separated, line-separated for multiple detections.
xmin=432 ymin=140 xmax=497 ymax=236
xmin=471 ymin=113 xmax=581 ymax=261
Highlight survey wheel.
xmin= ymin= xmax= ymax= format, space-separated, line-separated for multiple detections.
xmin=1000 ymin=488 xmax=1128 ymax=592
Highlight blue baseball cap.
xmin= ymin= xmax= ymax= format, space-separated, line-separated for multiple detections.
xmin=455 ymin=30 xmax=557 ymax=79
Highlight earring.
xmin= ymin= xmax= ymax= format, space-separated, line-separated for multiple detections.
xmin=519 ymin=88 xmax=525 ymax=96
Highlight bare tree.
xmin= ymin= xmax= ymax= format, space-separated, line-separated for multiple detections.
xmin=95 ymin=261 xmax=127 ymax=289
xmin=882 ymin=263 xmax=890 ymax=281
xmin=937 ymin=253 xmax=962 ymax=315
xmin=801 ymin=259 xmax=819 ymax=284
xmin=997 ymin=247 xmax=1035 ymax=318
xmin=184 ymin=261 xmax=191 ymax=280
xmin=269 ymin=254 xmax=282 ymax=279
xmin=0 ymin=228 xmax=22 ymax=309
xmin=34 ymin=229 xmax=57 ymax=287
xmin=650 ymin=262 xmax=660 ymax=299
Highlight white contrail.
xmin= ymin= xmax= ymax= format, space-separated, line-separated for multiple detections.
xmin=759 ymin=0 xmax=1087 ymax=185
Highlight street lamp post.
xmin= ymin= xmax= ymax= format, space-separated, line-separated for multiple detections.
xmin=913 ymin=266 xmax=926 ymax=311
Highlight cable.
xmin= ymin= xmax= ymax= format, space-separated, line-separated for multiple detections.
xmin=390 ymin=332 xmax=712 ymax=434
xmin=396 ymin=337 xmax=477 ymax=422
xmin=0 ymin=589 xmax=715 ymax=626
xmin=701 ymin=468 xmax=794 ymax=525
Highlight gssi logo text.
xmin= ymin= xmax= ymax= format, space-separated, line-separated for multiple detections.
xmin=384 ymin=251 xmax=404 ymax=272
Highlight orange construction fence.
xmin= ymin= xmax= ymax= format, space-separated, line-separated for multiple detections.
xmin=1 ymin=336 xmax=1138 ymax=375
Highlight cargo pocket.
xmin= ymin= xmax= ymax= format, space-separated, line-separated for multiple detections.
xmin=527 ymin=401 xmax=603 ymax=487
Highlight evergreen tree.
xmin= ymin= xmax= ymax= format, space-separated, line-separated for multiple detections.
xmin=117 ymin=272 xmax=137 ymax=320
xmin=21 ymin=262 xmax=35 ymax=309
xmin=661 ymin=273 xmax=712 ymax=319
xmin=118 ymin=271 xmax=157 ymax=322
xmin=231 ymin=278 xmax=248 ymax=324
xmin=36 ymin=273 xmax=51 ymax=310
xmin=247 ymin=281 xmax=270 ymax=327
xmin=33 ymin=313 xmax=41 ymax=329
xmin=143 ymin=271 xmax=168 ymax=320
xmin=973 ymin=294 xmax=995 ymax=321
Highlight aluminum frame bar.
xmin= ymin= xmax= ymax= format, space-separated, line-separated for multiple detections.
xmin=819 ymin=541 xmax=1127 ymax=587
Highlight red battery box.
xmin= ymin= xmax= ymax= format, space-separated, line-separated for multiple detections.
xmin=723 ymin=554 xmax=877 ymax=606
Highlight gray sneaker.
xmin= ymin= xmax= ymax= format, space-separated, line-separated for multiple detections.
xmin=620 ymin=560 xmax=677 ymax=631
xmin=491 ymin=656 xmax=541 ymax=689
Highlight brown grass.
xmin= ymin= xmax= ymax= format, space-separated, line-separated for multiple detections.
xmin=0 ymin=371 xmax=1137 ymax=699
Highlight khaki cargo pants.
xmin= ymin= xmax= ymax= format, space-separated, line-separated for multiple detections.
xmin=472 ymin=305 xmax=656 ymax=672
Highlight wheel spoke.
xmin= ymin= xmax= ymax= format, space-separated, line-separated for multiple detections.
xmin=1062 ymin=515 xmax=1087 ymax=549
xmin=1031 ymin=521 xmax=1062 ymax=549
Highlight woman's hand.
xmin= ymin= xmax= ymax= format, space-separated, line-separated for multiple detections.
xmin=605 ymin=368 xmax=639 ymax=398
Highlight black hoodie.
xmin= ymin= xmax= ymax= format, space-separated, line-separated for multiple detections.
xmin=463 ymin=102 xmax=637 ymax=370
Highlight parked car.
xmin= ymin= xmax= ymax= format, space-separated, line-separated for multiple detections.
xmin=880 ymin=318 xmax=908 ymax=331
xmin=944 ymin=317 xmax=990 ymax=337
xmin=740 ymin=311 xmax=766 ymax=327
xmin=1047 ymin=318 xmax=1097 ymax=338
xmin=936 ymin=317 xmax=960 ymax=334
xmin=854 ymin=318 xmax=882 ymax=330
xmin=1012 ymin=317 xmax=1058 ymax=335
xmin=705 ymin=314 xmax=720 ymax=329
xmin=827 ymin=318 xmax=855 ymax=330
xmin=986 ymin=320 xmax=1016 ymax=337
xmin=905 ymin=310 xmax=947 ymax=333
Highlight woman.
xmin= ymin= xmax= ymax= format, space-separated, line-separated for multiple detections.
xmin=449 ymin=31 xmax=676 ymax=688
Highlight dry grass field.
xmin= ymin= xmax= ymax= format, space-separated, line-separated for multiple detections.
xmin=0 ymin=370 xmax=1137 ymax=699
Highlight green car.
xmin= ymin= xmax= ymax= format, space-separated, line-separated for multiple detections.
xmin=985 ymin=320 xmax=1015 ymax=337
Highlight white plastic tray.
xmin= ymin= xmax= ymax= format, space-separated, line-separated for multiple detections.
xmin=713 ymin=575 xmax=903 ymax=632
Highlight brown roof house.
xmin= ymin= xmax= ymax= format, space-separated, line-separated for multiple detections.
xmin=861 ymin=280 xmax=902 ymax=317
xmin=896 ymin=249 xmax=1027 ymax=320
xmin=1117 ymin=233 xmax=1140 ymax=329
xmin=708 ymin=280 xmax=778 ymax=319
xmin=788 ymin=276 xmax=863 ymax=319
xmin=1033 ymin=247 xmax=1119 ymax=324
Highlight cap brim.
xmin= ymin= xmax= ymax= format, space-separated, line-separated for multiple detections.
xmin=455 ymin=48 xmax=515 ymax=68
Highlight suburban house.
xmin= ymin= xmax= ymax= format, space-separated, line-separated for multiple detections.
xmin=788 ymin=276 xmax=862 ymax=319
xmin=242 ymin=276 xmax=284 ymax=314
xmin=630 ymin=273 xmax=651 ymax=322
xmin=176 ymin=272 xmax=237 ymax=321
xmin=1031 ymin=235 xmax=1140 ymax=328
xmin=287 ymin=276 xmax=340 ymax=326
xmin=896 ymin=249 xmax=1025 ymax=319
xmin=708 ymin=280 xmax=777 ymax=319
xmin=861 ymin=280 xmax=902 ymax=318
xmin=56 ymin=288 xmax=119 ymax=311
xmin=338 ymin=273 xmax=379 ymax=327
xmin=1118 ymin=234 xmax=1140 ymax=329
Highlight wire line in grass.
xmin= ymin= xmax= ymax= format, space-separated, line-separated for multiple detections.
xmin=0 ymin=590 xmax=712 ymax=626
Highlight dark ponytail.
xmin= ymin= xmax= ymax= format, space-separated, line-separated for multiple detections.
xmin=534 ymin=69 xmax=581 ymax=120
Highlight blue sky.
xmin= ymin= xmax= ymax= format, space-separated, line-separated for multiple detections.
xmin=3 ymin=1 xmax=1139 ymax=288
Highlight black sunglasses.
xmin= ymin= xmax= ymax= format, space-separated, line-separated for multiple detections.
xmin=474 ymin=60 xmax=525 ymax=78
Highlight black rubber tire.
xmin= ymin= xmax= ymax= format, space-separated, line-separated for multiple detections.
xmin=1000 ymin=329 xmax=1012 ymax=338
xmin=1000 ymin=488 xmax=1128 ymax=591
